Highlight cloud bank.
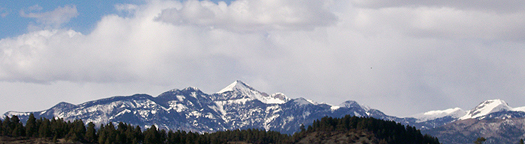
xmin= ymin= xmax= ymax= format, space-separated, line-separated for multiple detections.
xmin=155 ymin=0 xmax=337 ymax=31
xmin=1 ymin=0 xmax=525 ymax=116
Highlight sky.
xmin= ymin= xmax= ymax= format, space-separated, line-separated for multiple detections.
xmin=1 ymin=0 xmax=525 ymax=117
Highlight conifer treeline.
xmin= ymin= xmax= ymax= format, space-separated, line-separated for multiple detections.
xmin=1 ymin=113 xmax=439 ymax=143
xmin=292 ymin=115 xmax=440 ymax=144
xmin=0 ymin=113 xmax=291 ymax=143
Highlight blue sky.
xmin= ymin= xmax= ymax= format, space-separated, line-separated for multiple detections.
xmin=1 ymin=0 xmax=525 ymax=117
xmin=0 ymin=0 xmax=236 ymax=38
xmin=1 ymin=1 xmax=131 ymax=38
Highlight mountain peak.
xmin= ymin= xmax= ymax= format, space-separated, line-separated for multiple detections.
xmin=339 ymin=100 xmax=370 ymax=111
xmin=459 ymin=99 xmax=511 ymax=120
xmin=217 ymin=80 xmax=255 ymax=94
xmin=183 ymin=86 xmax=201 ymax=91
xmin=216 ymin=80 xmax=289 ymax=104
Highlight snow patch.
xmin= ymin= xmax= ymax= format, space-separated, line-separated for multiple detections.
xmin=176 ymin=95 xmax=185 ymax=101
xmin=293 ymin=98 xmax=316 ymax=106
xmin=410 ymin=107 xmax=466 ymax=122
xmin=512 ymin=106 xmax=525 ymax=112
xmin=330 ymin=106 xmax=341 ymax=111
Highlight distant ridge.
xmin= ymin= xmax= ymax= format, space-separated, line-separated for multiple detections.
xmin=4 ymin=80 xmax=405 ymax=134
xmin=4 ymin=80 xmax=525 ymax=142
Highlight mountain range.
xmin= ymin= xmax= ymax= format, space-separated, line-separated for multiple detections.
xmin=3 ymin=80 xmax=525 ymax=143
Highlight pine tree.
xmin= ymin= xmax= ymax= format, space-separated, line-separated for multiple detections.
xmin=11 ymin=125 xmax=21 ymax=137
xmin=97 ymin=125 xmax=107 ymax=144
xmin=38 ymin=118 xmax=51 ymax=138
xmin=1 ymin=116 xmax=8 ymax=136
xmin=474 ymin=137 xmax=486 ymax=144
xmin=158 ymin=129 xmax=167 ymax=143
xmin=0 ymin=118 xmax=2 ymax=136
xmin=85 ymin=122 xmax=97 ymax=143
xmin=299 ymin=124 xmax=306 ymax=132
xmin=144 ymin=125 xmax=159 ymax=144
xmin=133 ymin=125 xmax=143 ymax=143
xmin=25 ymin=113 xmax=37 ymax=137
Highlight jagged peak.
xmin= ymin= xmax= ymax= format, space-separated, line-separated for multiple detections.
xmin=182 ymin=86 xmax=201 ymax=91
xmin=338 ymin=100 xmax=371 ymax=111
xmin=163 ymin=87 xmax=203 ymax=96
xmin=269 ymin=92 xmax=291 ymax=102
xmin=217 ymin=80 xmax=256 ymax=93
xmin=216 ymin=80 xmax=290 ymax=104
xmin=292 ymin=97 xmax=317 ymax=105
xmin=460 ymin=99 xmax=512 ymax=120
xmin=339 ymin=100 xmax=359 ymax=107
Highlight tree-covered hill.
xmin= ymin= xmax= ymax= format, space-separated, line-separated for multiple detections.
xmin=292 ymin=115 xmax=440 ymax=144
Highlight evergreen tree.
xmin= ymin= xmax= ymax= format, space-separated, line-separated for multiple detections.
xmin=159 ymin=129 xmax=167 ymax=143
xmin=97 ymin=124 xmax=107 ymax=144
xmin=144 ymin=125 xmax=159 ymax=144
xmin=25 ymin=113 xmax=37 ymax=137
xmin=10 ymin=116 xmax=24 ymax=137
xmin=38 ymin=118 xmax=51 ymax=138
xmin=299 ymin=124 xmax=306 ymax=132
xmin=0 ymin=118 xmax=2 ymax=136
xmin=133 ymin=125 xmax=143 ymax=143
xmin=474 ymin=137 xmax=486 ymax=144
xmin=85 ymin=122 xmax=97 ymax=143
xmin=1 ymin=116 xmax=10 ymax=136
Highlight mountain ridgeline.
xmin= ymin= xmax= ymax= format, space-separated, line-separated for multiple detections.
xmin=0 ymin=113 xmax=439 ymax=144
xmin=4 ymin=80 xmax=525 ymax=143
xmin=3 ymin=80 xmax=429 ymax=134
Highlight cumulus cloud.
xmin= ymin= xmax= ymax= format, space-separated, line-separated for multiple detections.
xmin=2 ymin=0 xmax=525 ymax=116
xmin=20 ymin=5 xmax=78 ymax=29
xmin=155 ymin=0 xmax=337 ymax=31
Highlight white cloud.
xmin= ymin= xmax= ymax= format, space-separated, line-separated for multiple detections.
xmin=20 ymin=5 xmax=78 ymax=29
xmin=351 ymin=0 xmax=525 ymax=13
xmin=2 ymin=0 xmax=525 ymax=116
xmin=155 ymin=0 xmax=337 ymax=31
xmin=351 ymin=6 xmax=525 ymax=41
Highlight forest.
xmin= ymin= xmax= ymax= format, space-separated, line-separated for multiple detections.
xmin=0 ymin=113 xmax=439 ymax=144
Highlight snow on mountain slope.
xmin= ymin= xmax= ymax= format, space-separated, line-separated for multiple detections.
xmin=3 ymin=80 xmax=390 ymax=134
xmin=216 ymin=80 xmax=289 ymax=104
xmin=339 ymin=100 xmax=370 ymax=111
xmin=459 ymin=99 xmax=512 ymax=120
xmin=9 ymin=79 xmax=525 ymax=135
xmin=410 ymin=107 xmax=466 ymax=122
xmin=512 ymin=106 xmax=525 ymax=112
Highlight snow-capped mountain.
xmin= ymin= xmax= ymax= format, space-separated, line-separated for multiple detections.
xmin=5 ymin=80 xmax=525 ymax=138
xmin=411 ymin=99 xmax=525 ymax=124
xmin=425 ymin=117 xmax=525 ymax=144
xmin=3 ymin=80 xmax=393 ymax=134
xmin=414 ymin=99 xmax=525 ymax=143
xmin=459 ymin=99 xmax=512 ymax=120
xmin=215 ymin=80 xmax=290 ymax=104
xmin=410 ymin=107 xmax=466 ymax=123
